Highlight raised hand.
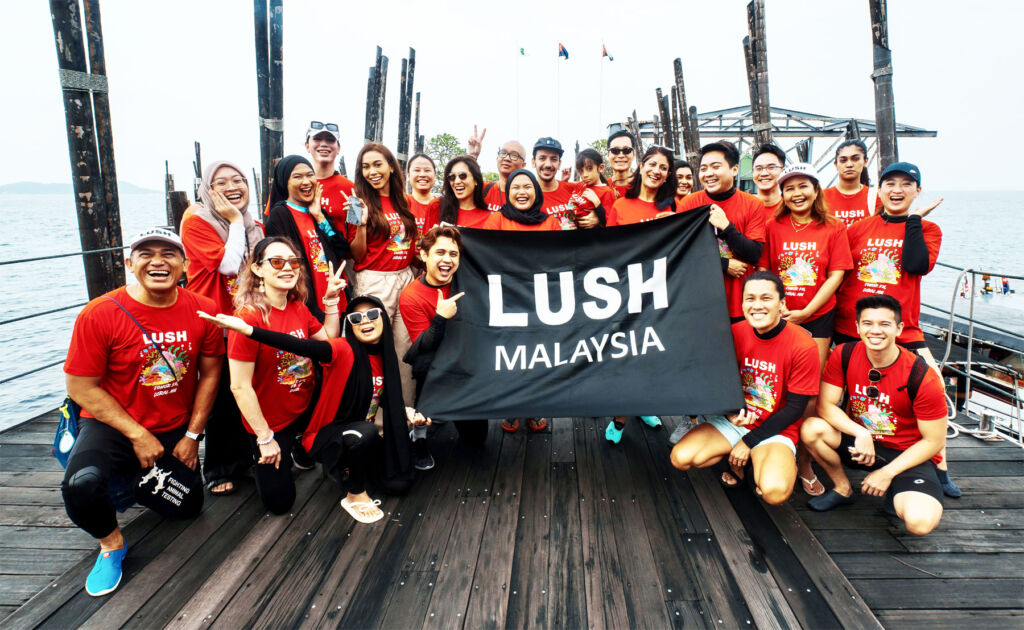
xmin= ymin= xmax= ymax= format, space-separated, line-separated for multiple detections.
xmin=580 ymin=188 xmax=600 ymax=206
xmin=325 ymin=260 xmax=348 ymax=300
xmin=467 ymin=125 xmax=487 ymax=159
xmin=310 ymin=183 xmax=326 ymax=222
xmin=197 ymin=310 xmax=254 ymax=336
xmin=210 ymin=189 xmax=243 ymax=223
xmin=436 ymin=290 xmax=465 ymax=319
xmin=560 ymin=167 xmax=571 ymax=181
xmin=340 ymin=190 xmax=368 ymax=226
xmin=912 ymin=197 xmax=943 ymax=218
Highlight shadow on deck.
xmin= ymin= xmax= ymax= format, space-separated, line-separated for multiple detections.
xmin=1 ymin=413 xmax=1022 ymax=629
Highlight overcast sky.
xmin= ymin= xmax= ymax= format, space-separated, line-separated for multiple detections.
xmin=2 ymin=0 xmax=1021 ymax=192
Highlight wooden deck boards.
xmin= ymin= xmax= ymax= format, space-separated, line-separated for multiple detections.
xmin=1 ymin=412 xmax=1022 ymax=629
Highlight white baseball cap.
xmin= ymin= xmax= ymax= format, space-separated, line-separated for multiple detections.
xmin=129 ymin=228 xmax=184 ymax=254
xmin=776 ymin=162 xmax=819 ymax=187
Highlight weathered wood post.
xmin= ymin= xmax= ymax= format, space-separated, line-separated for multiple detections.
xmin=192 ymin=141 xmax=202 ymax=201
xmin=253 ymin=0 xmax=283 ymax=207
xmin=364 ymin=65 xmax=377 ymax=144
xmin=396 ymin=48 xmax=416 ymax=166
xmin=795 ymin=138 xmax=814 ymax=163
xmin=670 ymin=87 xmax=681 ymax=156
xmin=267 ymin=0 xmax=283 ymax=178
xmin=673 ymin=59 xmax=702 ymax=170
xmin=50 ymin=0 xmax=123 ymax=298
xmin=375 ymin=54 xmax=388 ymax=143
xmin=413 ymin=91 xmax=423 ymax=154
xmin=869 ymin=0 xmax=898 ymax=170
xmin=656 ymin=88 xmax=674 ymax=152
xmin=744 ymin=0 xmax=772 ymax=147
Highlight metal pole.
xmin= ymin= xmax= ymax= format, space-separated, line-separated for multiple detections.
xmin=965 ymin=271 xmax=976 ymax=412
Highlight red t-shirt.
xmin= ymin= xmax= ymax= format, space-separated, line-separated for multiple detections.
xmin=823 ymin=343 xmax=947 ymax=462
xmin=482 ymin=213 xmax=563 ymax=231
xmin=610 ymin=182 xmax=630 ymax=199
xmin=484 ymin=181 xmax=506 ymax=212
xmin=289 ymin=207 xmax=333 ymax=303
xmin=679 ymin=190 xmax=768 ymax=318
xmin=835 ymin=215 xmax=942 ymax=344
xmin=346 ymin=196 xmax=415 ymax=272
xmin=823 ymin=186 xmax=881 ymax=227
xmin=588 ymin=184 xmax=618 ymax=213
xmin=607 ymin=197 xmax=666 ymax=226
xmin=64 ymin=287 xmax=225 ymax=433
xmin=758 ymin=217 xmax=853 ymax=321
xmin=540 ymin=180 xmax=587 ymax=229
xmin=302 ymin=338 xmax=354 ymax=452
xmin=408 ymin=195 xmax=440 ymax=235
xmin=227 ymin=301 xmax=323 ymax=433
xmin=180 ymin=213 xmax=252 ymax=314
xmin=455 ymin=206 xmax=493 ymax=229
xmin=318 ymin=173 xmax=356 ymax=222
xmin=762 ymin=199 xmax=783 ymax=222
xmin=732 ymin=321 xmax=820 ymax=444
xmin=399 ymin=275 xmax=448 ymax=343
xmin=366 ymin=354 xmax=384 ymax=422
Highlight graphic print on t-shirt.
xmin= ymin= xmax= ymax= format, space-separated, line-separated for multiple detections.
xmin=275 ymin=350 xmax=313 ymax=391
xmin=365 ymin=373 xmax=384 ymax=422
xmin=856 ymin=244 xmax=901 ymax=285
xmin=306 ymin=230 xmax=330 ymax=274
xmin=719 ymin=239 xmax=733 ymax=259
xmin=849 ymin=394 xmax=897 ymax=437
xmin=741 ymin=365 xmax=778 ymax=415
xmin=385 ymin=213 xmax=411 ymax=253
xmin=225 ymin=275 xmax=240 ymax=297
xmin=777 ymin=242 xmax=820 ymax=288
xmin=138 ymin=343 xmax=189 ymax=390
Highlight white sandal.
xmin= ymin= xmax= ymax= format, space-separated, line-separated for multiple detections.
xmin=340 ymin=497 xmax=384 ymax=524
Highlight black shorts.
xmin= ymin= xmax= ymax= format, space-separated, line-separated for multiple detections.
xmin=798 ymin=308 xmax=835 ymax=339
xmin=832 ymin=331 xmax=858 ymax=346
xmin=838 ymin=433 xmax=942 ymax=502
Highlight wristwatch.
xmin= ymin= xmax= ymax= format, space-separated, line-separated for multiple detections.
xmin=185 ymin=430 xmax=205 ymax=442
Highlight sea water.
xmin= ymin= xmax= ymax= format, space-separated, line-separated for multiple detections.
xmin=0 ymin=191 xmax=1021 ymax=430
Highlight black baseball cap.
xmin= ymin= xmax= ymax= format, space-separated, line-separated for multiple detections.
xmin=533 ymin=137 xmax=563 ymax=157
xmin=879 ymin=161 xmax=921 ymax=186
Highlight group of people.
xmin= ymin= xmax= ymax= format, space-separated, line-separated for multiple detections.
xmin=59 ymin=119 xmax=957 ymax=598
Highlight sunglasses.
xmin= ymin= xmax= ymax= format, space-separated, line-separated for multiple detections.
xmin=309 ymin=121 xmax=339 ymax=133
xmin=346 ymin=308 xmax=382 ymax=325
xmin=498 ymin=150 xmax=525 ymax=161
xmin=448 ymin=172 xmax=470 ymax=182
xmin=261 ymin=257 xmax=302 ymax=270
xmin=609 ymin=147 xmax=634 ymax=155
xmin=866 ymin=368 xmax=883 ymax=399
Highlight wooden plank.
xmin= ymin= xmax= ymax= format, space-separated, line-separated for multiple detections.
xmin=834 ymin=552 xmax=1024 ymax=579
xmin=0 ymin=444 xmax=52 ymax=457
xmin=422 ymin=500 xmax=488 ymax=630
xmin=0 ymin=472 xmax=64 ymax=487
xmin=797 ymin=492 xmax=1024 ymax=511
xmin=640 ymin=420 xmax=710 ymax=533
xmin=546 ymin=462 xmax=587 ymax=630
xmin=0 ymin=432 xmax=55 ymax=445
xmin=77 ymin=485 xmax=256 ymax=630
xmin=945 ymin=460 xmax=1024 ymax=477
xmin=947 ymin=445 xmax=1023 ymax=461
xmin=0 ymin=505 xmax=141 ymax=528
xmin=814 ymin=529 xmax=906 ymax=553
xmin=874 ymin=609 xmax=1024 ymax=630
xmin=460 ymin=419 xmax=503 ymax=498
xmin=683 ymin=536 xmax=757 ymax=627
xmin=688 ymin=468 xmax=801 ymax=629
xmin=762 ymin=502 xmax=884 ymax=630
xmin=942 ymin=476 xmax=1024 ymax=492
xmin=379 ymin=571 xmax=436 ymax=629
xmin=599 ymin=429 xmax=674 ymax=629
xmin=0 ymin=456 xmax=63 ymax=473
xmin=936 ymin=508 xmax=1024 ymax=530
xmin=0 ymin=606 xmax=17 ymax=624
xmin=851 ymin=578 xmax=1024 ymax=609
xmin=0 ymin=575 xmax=54 ymax=607
xmin=573 ymin=419 xmax=630 ymax=629
xmin=1 ymin=487 xmax=67 ymax=506
xmin=665 ymin=600 xmax=712 ymax=629
xmin=897 ymin=529 xmax=1024 ymax=553
xmin=462 ymin=430 xmax=527 ymax=629
xmin=0 ymin=548 xmax=87 ymax=575
xmin=0 ymin=525 xmax=97 ymax=549
xmin=505 ymin=433 xmax=551 ymax=630
xmin=0 ymin=510 xmax=162 ymax=630
xmin=550 ymin=417 xmax=576 ymax=463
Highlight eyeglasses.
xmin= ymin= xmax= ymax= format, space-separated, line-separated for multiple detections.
xmin=309 ymin=121 xmax=339 ymax=133
xmin=260 ymin=257 xmax=302 ymax=270
xmin=754 ymin=165 xmax=782 ymax=173
xmin=211 ymin=176 xmax=246 ymax=189
xmin=866 ymin=368 xmax=883 ymax=399
xmin=347 ymin=308 xmax=382 ymax=325
xmin=609 ymin=147 xmax=634 ymax=155
xmin=498 ymin=150 xmax=525 ymax=161
xmin=448 ymin=172 xmax=470 ymax=182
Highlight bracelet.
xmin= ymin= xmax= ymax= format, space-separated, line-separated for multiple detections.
xmin=256 ymin=431 xmax=275 ymax=446
xmin=323 ymin=297 xmax=340 ymax=306
xmin=324 ymin=310 xmax=338 ymax=315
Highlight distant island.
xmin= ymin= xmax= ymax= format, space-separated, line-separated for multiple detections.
xmin=0 ymin=181 xmax=159 ymax=194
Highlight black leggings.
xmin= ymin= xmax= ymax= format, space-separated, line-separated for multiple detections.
xmin=62 ymin=419 xmax=187 ymax=539
xmin=320 ymin=421 xmax=380 ymax=495
xmin=248 ymin=423 xmax=300 ymax=515
xmin=204 ymin=358 xmax=253 ymax=482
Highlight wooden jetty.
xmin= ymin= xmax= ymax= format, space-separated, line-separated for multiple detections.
xmin=2 ymin=414 xmax=1021 ymax=629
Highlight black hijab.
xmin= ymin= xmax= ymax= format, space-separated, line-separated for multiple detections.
xmin=499 ymin=169 xmax=549 ymax=225
xmin=269 ymin=155 xmax=314 ymax=207
xmin=313 ymin=294 xmax=415 ymax=494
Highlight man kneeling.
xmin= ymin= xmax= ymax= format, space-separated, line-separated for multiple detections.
xmin=670 ymin=271 xmax=820 ymax=504
xmin=801 ymin=295 xmax=946 ymax=535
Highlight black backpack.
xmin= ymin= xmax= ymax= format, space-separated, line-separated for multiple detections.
xmin=838 ymin=341 xmax=930 ymax=403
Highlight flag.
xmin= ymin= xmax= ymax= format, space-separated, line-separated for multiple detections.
xmin=558 ymin=43 xmax=569 ymax=60
xmin=520 ymin=47 xmax=525 ymax=56
xmin=602 ymin=44 xmax=614 ymax=61
xmin=416 ymin=210 xmax=744 ymax=420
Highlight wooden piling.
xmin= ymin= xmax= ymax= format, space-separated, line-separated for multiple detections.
xmin=670 ymin=87 xmax=681 ymax=156
xmin=396 ymin=48 xmax=416 ymax=165
xmin=745 ymin=0 xmax=772 ymax=147
xmin=626 ymin=111 xmax=642 ymax=153
xmin=192 ymin=141 xmax=202 ymax=201
xmin=50 ymin=0 xmax=123 ymax=298
xmin=869 ymin=0 xmax=898 ymax=170
xmin=375 ymin=54 xmax=388 ymax=143
xmin=253 ymin=0 xmax=283 ymax=207
xmin=795 ymin=138 xmax=813 ymax=163
xmin=656 ymin=88 xmax=673 ymax=152
xmin=364 ymin=66 xmax=377 ymax=144
xmin=413 ymin=91 xmax=422 ymax=154
xmin=267 ymin=0 xmax=283 ymax=181
xmin=673 ymin=59 xmax=701 ymax=170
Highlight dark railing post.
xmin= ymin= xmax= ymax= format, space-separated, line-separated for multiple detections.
xmin=50 ymin=0 xmax=123 ymax=299
xmin=869 ymin=0 xmax=898 ymax=171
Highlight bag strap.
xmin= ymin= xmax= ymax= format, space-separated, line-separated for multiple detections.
xmin=483 ymin=181 xmax=495 ymax=197
xmin=867 ymin=186 xmax=878 ymax=215
xmin=103 ymin=296 xmax=180 ymax=382
xmin=840 ymin=341 xmax=858 ymax=377
xmin=898 ymin=354 xmax=930 ymax=404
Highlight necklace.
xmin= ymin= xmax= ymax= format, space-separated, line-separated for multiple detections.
xmin=790 ymin=214 xmax=812 ymax=232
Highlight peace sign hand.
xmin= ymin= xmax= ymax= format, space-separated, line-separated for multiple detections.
xmin=324 ymin=260 xmax=348 ymax=300
xmin=436 ymin=290 xmax=465 ymax=319
xmin=340 ymin=190 xmax=368 ymax=226
xmin=467 ymin=124 xmax=487 ymax=159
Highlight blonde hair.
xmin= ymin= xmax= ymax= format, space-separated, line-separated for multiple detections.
xmin=232 ymin=236 xmax=309 ymax=323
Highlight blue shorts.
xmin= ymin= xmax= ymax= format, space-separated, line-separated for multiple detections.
xmin=700 ymin=415 xmax=797 ymax=456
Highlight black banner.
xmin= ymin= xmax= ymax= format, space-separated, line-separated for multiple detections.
xmin=417 ymin=210 xmax=745 ymax=419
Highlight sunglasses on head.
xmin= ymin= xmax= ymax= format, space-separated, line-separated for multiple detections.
xmin=866 ymin=368 xmax=883 ymax=399
xmin=497 ymin=149 xmax=524 ymax=161
xmin=261 ymin=257 xmax=302 ymax=270
xmin=447 ymin=172 xmax=470 ymax=182
xmin=347 ymin=308 xmax=382 ymax=326
xmin=309 ymin=121 xmax=339 ymax=133
xmin=609 ymin=147 xmax=634 ymax=155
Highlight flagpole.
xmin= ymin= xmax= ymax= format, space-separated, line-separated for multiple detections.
xmin=599 ymin=54 xmax=604 ymax=137
xmin=556 ymin=53 xmax=561 ymax=138
xmin=516 ymin=50 xmax=521 ymax=139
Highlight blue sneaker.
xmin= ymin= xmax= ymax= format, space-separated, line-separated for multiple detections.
xmin=85 ymin=545 xmax=127 ymax=596
xmin=605 ymin=420 xmax=624 ymax=444
xmin=640 ymin=415 xmax=663 ymax=429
